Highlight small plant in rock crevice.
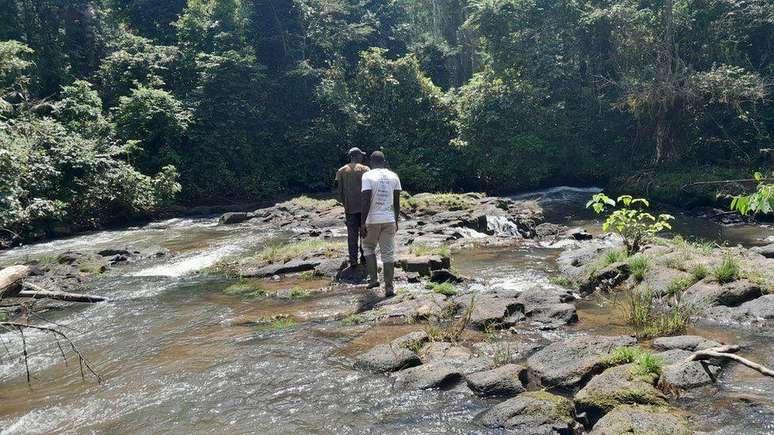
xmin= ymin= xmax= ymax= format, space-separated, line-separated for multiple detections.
xmin=690 ymin=264 xmax=708 ymax=282
xmin=549 ymin=275 xmax=573 ymax=288
xmin=713 ymin=256 xmax=740 ymax=284
xmin=621 ymin=289 xmax=697 ymax=339
xmin=342 ymin=314 xmax=365 ymax=326
xmin=627 ymin=255 xmax=650 ymax=282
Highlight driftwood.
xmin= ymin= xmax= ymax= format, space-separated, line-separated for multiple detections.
xmin=0 ymin=265 xmax=106 ymax=303
xmin=0 ymin=265 xmax=32 ymax=299
xmin=686 ymin=345 xmax=774 ymax=378
xmin=19 ymin=282 xmax=106 ymax=303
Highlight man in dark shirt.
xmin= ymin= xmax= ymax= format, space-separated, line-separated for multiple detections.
xmin=335 ymin=147 xmax=370 ymax=266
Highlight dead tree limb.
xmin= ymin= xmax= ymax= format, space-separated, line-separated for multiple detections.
xmin=686 ymin=345 xmax=774 ymax=378
xmin=19 ymin=282 xmax=106 ymax=303
xmin=0 ymin=321 xmax=102 ymax=384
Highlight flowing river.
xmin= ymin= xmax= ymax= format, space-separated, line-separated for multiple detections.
xmin=0 ymin=187 xmax=772 ymax=434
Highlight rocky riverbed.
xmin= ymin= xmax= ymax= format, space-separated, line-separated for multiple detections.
xmin=0 ymin=190 xmax=772 ymax=434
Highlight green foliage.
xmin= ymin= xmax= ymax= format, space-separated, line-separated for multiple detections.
xmin=627 ymin=255 xmax=650 ymax=283
xmin=408 ymin=245 xmax=451 ymax=258
xmin=587 ymin=194 xmax=675 ymax=255
xmin=425 ymin=282 xmax=457 ymax=296
xmin=603 ymin=346 xmax=662 ymax=381
xmin=622 ymin=289 xmax=697 ymax=339
xmin=603 ymin=249 xmax=629 ymax=266
xmin=713 ymin=256 xmax=740 ymax=284
xmin=666 ymin=276 xmax=697 ymax=297
xmin=256 ymin=316 xmax=297 ymax=332
xmin=690 ymin=264 xmax=709 ymax=282
xmin=342 ymin=314 xmax=366 ymax=326
xmin=223 ymin=280 xmax=266 ymax=298
xmin=287 ymin=287 xmax=309 ymax=299
xmin=549 ymin=275 xmax=573 ymax=288
xmin=731 ymin=172 xmax=774 ymax=215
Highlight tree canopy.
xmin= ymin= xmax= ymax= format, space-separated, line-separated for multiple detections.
xmin=0 ymin=0 xmax=772 ymax=244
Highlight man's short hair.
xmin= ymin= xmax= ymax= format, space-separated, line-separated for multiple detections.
xmin=370 ymin=150 xmax=385 ymax=165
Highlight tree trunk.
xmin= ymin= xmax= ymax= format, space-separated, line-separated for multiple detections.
xmin=19 ymin=282 xmax=106 ymax=303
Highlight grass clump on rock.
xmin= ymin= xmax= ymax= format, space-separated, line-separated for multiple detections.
xmin=690 ymin=264 xmax=708 ymax=281
xmin=623 ymin=290 xmax=697 ymax=339
xmin=549 ymin=275 xmax=573 ymax=288
xmin=260 ymin=240 xmax=345 ymax=263
xmin=256 ymin=316 xmax=297 ymax=332
xmin=409 ymin=245 xmax=451 ymax=258
xmin=603 ymin=346 xmax=663 ymax=381
xmin=712 ymin=256 xmax=740 ymax=284
xmin=342 ymin=314 xmax=365 ymax=326
xmin=426 ymin=282 xmax=457 ymax=296
xmin=627 ymin=255 xmax=650 ymax=282
xmin=223 ymin=280 xmax=266 ymax=298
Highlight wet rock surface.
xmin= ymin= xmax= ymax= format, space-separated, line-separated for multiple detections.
xmin=527 ymin=335 xmax=637 ymax=390
xmin=589 ymin=404 xmax=692 ymax=435
xmin=478 ymin=391 xmax=578 ymax=434
xmin=354 ymin=344 xmax=421 ymax=373
xmin=574 ymin=363 xmax=666 ymax=423
xmin=466 ymin=364 xmax=527 ymax=397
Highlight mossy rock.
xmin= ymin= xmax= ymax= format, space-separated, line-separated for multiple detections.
xmin=590 ymin=404 xmax=692 ymax=435
xmin=575 ymin=364 xmax=667 ymax=424
xmin=479 ymin=390 xmax=578 ymax=433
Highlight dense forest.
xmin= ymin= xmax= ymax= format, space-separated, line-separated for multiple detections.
xmin=1 ymin=0 xmax=772 ymax=244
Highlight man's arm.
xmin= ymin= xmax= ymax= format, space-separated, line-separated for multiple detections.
xmin=335 ymin=171 xmax=344 ymax=204
xmin=361 ymin=190 xmax=371 ymax=236
xmin=393 ymin=190 xmax=401 ymax=230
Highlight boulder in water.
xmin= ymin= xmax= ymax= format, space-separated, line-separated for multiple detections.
xmin=574 ymin=363 xmax=666 ymax=424
xmin=651 ymin=335 xmax=721 ymax=352
xmin=527 ymin=335 xmax=637 ymax=390
xmin=354 ymin=344 xmax=421 ymax=373
xmin=466 ymin=364 xmax=527 ymax=397
xmin=392 ymin=363 xmax=463 ymax=390
xmin=478 ymin=390 xmax=578 ymax=433
xmin=589 ymin=404 xmax=692 ymax=435
xmin=219 ymin=212 xmax=253 ymax=225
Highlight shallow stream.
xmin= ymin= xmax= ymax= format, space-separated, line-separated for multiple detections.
xmin=0 ymin=187 xmax=772 ymax=434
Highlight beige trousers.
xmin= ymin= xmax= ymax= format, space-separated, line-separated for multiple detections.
xmin=362 ymin=223 xmax=397 ymax=263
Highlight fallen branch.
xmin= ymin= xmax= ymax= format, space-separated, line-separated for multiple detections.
xmin=686 ymin=345 xmax=774 ymax=378
xmin=681 ymin=178 xmax=773 ymax=190
xmin=20 ymin=282 xmax=106 ymax=303
xmin=0 ymin=321 xmax=102 ymax=384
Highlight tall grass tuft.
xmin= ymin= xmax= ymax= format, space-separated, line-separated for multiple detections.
xmin=713 ymin=256 xmax=740 ymax=284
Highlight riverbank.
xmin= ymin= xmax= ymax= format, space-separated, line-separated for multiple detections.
xmin=0 ymin=189 xmax=772 ymax=433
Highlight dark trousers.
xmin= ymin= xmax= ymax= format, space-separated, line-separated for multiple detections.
xmin=345 ymin=213 xmax=364 ymax=262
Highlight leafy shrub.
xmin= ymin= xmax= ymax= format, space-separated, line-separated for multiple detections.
xmin=731 ymin=172 xmax=773 ymax=215
xmin=587 ymin=194 xmax=674 ymax=255
xmin=713 ymin=256 xmax=740 ymax=284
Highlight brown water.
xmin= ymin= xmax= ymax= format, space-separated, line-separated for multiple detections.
xmin=0 ymin=187 xmax=771 ymax=434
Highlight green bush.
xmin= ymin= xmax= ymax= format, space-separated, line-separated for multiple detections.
xmin=587 ymin=194 xmax=674 ymax=255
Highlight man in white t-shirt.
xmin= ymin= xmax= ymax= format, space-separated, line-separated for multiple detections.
xmin=360 ymin=151 xmax=402 ymax=296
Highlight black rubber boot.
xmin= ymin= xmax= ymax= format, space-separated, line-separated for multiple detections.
xmin=366 ymin=255 xmax=379 ymax=288
xmin=383 ymin=262 xmax=395 ymax=297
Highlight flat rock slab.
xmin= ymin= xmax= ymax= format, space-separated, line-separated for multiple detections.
xmin=651 ymin=335 xmax=721 ymax=352
xmin=683 ymin=279 xmax=762 ymax=307
xmin=466 ymin=364 xmax=527 ymax=397
xmin=392 ymin=363 xmax=463 ymax=389
xmin=527 ymin=335 xmax=636 ymax=391
xmin=354 ymin=344 xmax=421 ymax=373
xmin=419 ymin=342 xmax=493 ymax=375
xmin=575 ymin=364 xmax=666 ymax=423
xmin=398 ymin=255 xmax=450 ymax=276
xmin=454 ymin=294 xmax=524 ymax=329
xmin=590 ymin=404 xmax=692 ymax=435
xmin=515 ymin=287 xmax=578 ymax=327
xmin=478 ymin=391 xmax=578 ymax=434
xmin=703 ymin=294 xmax=774 ymax=325
xmin=242 ymin=258 xmax=323 ymax=278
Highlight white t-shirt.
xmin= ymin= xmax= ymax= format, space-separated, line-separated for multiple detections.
xmin=361 ymin=168 xmax=402 ymax=224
